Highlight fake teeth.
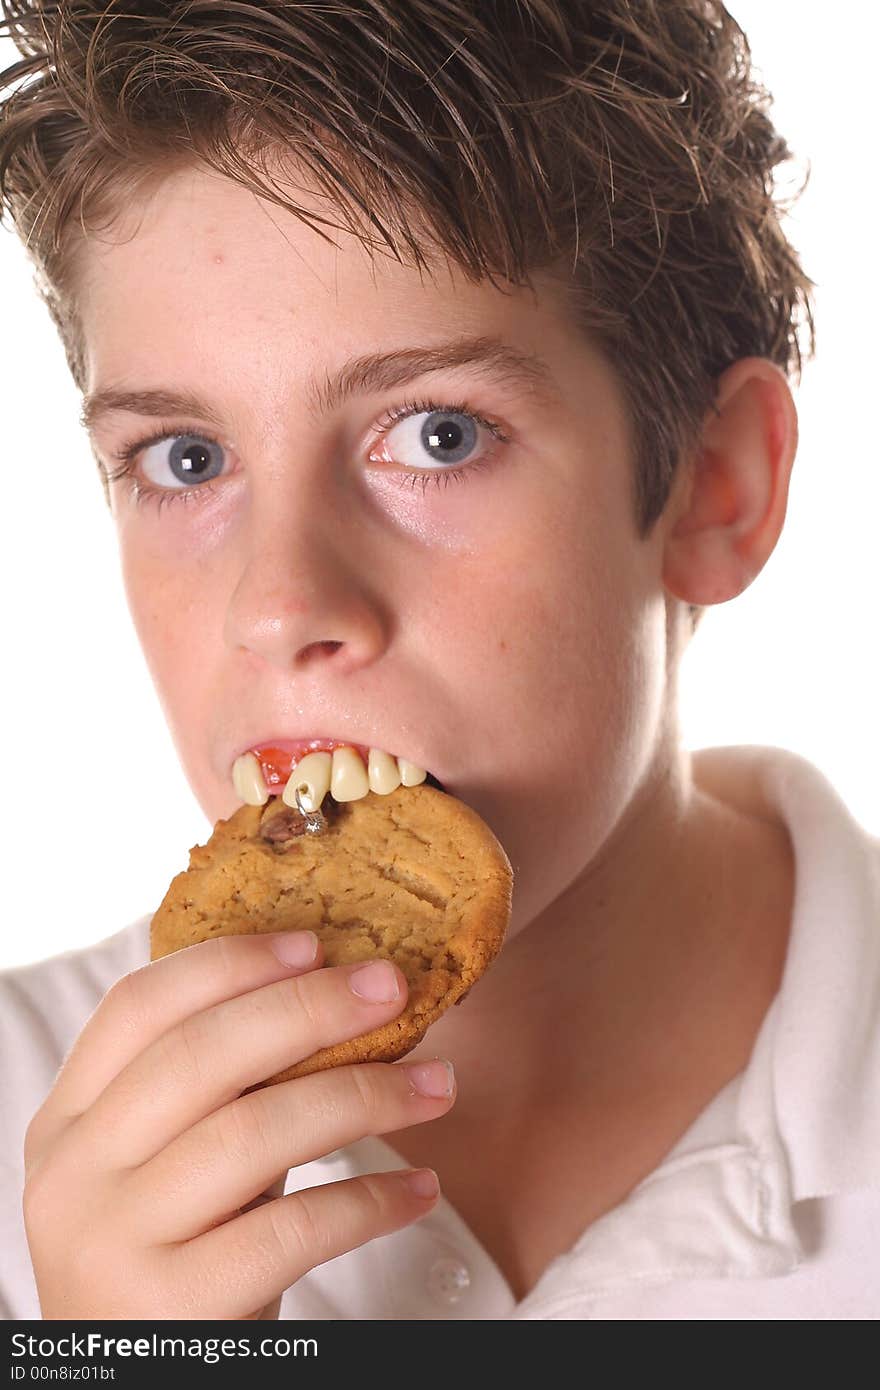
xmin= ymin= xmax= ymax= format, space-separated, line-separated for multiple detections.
xmin=397 ymin=758 xmax=427 ymax=787
xmin=368 ymin=748 xmax=401 ymax=795
xmin=231 ymin=747 xmax=428 ymax=807
xmin=330 ymin=746 xmax=370 ymax=803
xmin=232 ymin=751 xmax=270 ymax=806
xmin=282 ymin=751 xmax=332 ymax=812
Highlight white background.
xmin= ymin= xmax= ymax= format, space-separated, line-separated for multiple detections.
xmin=1 ymin=3 xmax=877 ymax=970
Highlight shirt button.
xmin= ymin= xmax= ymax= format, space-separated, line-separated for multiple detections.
xmin=426 ymin=1255 xmax=472 ymax=1306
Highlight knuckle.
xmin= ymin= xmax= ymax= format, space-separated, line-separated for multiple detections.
xmin=345 ymin=1063 xmax=383 ymax=1121
xmin=263 ymin=1191 xmax=313 ymax=1273
xmin=22 ymin=1162 xmax=55 ymax=1233
xmin=23 ymin=1114 xmax=99 ymax=1227
xmin=216 ymin=1092 xmax=274 ymax=1169
xmin=103 ymin=967 xmax=150 ymax=1038
xmin=350 ymin=1173 xmax=389 ymax=1226
xmin=203 ymin=930 xmax=247 ymax=976
xmin=161 ymin=1010 xmax=212 ymax=1091
xmin=22 ymin=1148 xmax=95 ymax=1250
xmin=288 ymin=973 xmax=323 ymax=1033
xmin=23 ymin=1110 xmax=50 ymax=1172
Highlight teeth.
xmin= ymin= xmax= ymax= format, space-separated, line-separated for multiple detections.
xmin=233 ymin=752 xmax=270 ymax=806
xmin=397 ymin=757 xmax=427 ymax=787
xmin=282 ymin=751 xmax=332 ymax=813
xmin=368 ymin=748 xmax=402 ymax=795
xmin=330 ymin=746 xmax=371 ymax=802
xmin=236 ymin=744 xmax=432 ymax=808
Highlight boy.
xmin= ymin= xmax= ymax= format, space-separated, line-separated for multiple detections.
xmin=1 ymin=1 xmax=877 ymax=1320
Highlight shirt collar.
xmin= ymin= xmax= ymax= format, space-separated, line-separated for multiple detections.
xmin=518 ymin=745 xmax=880 ymax=1314
xmin=738 ymin=745 xmax=880 ymax=1201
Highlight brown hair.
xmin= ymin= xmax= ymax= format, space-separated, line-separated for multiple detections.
xmin=0 ymin=1 xmax=815 ymax=627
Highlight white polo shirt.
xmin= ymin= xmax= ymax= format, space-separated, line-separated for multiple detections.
xmin=2 ymin=745 xmax=878 ymax=1320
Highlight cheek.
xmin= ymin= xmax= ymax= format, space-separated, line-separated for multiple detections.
xmin=483 ymin=561 xmax=656 ymax=787
xmin=494 ymin=601 xmax=667 ymax=936
xmin=118 ymin=537 xmax=214 ymax=703
xmin=452 ymin=523 xmax=667 ymax=934
xmin=445 ymin=499 xmax=647 ymax=754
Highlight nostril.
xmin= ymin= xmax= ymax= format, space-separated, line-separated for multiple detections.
xmin=300 ymin=640 xmax=343 ymax=664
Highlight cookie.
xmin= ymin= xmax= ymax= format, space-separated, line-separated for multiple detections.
xmin=150 ymin=784 xmax=513 ymax=1084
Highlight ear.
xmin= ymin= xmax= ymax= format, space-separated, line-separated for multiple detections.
xmin=662 ymin=358 xmax=799 ymax=607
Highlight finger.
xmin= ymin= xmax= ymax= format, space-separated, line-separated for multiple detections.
xmin=132 ymin=1058 xmax=457 ymax=1242
xmin=170 ymin=1168 xmax=441 ymax=1319
xmin=27 ymin=931 xmax=323 ymax=1158
xmin=218 ymin=1177 xmax=289 ymax=1321
xmin=67 ymin=959 xmax=410 ymax=1169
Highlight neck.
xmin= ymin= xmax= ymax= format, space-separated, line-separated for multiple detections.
xmin=403 ymin=738 xmax=794 ymax=1116
xmin=388 ymin=738 xmax=795 ymax=1303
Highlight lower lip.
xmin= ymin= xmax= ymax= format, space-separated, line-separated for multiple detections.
xmin=250 ymin=740 xmax=374 ymax=793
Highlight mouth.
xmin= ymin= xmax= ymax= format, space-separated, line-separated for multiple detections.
xmin=231 ymin=738 xmax=449 ymax=811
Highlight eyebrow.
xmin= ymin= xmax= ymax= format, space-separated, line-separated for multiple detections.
xmin=79 ymin=335 xmax=561 ymax=434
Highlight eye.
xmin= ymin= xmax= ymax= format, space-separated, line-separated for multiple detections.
xmin=139 ymin=434 xmax=227 ymax=489
xmin=376 ymin=408 xmax=487 ymax=471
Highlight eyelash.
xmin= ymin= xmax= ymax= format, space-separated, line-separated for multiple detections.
xmin=105 ymin=396 xmax=510 ymax=512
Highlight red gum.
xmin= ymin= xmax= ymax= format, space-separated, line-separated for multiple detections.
xmin=251 ymin=740 xmax=372 ymax=793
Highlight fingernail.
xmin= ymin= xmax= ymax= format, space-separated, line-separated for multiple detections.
xmin=405 ymin=1059 xmax=455 ymax=1099
xmin=348 ymin=960 xmax=400 ymax=1002
xmin=402 ymin=1168 xmax=440 ymax=1199
xmin=269 ymin=930 xmax=319 ymax=968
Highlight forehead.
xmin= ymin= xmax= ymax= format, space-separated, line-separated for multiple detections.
xmin=77 ymin=167 xmax=529 ymax=361
xmin=73 ymin=163 xmax=627 ymax=470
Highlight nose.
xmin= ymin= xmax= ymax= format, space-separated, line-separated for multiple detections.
xmin=224 ymin=487 xmax=390 ymax=674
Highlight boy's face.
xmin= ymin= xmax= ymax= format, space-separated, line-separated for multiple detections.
xmin=79 ymin=165 xmax=675 ymax=938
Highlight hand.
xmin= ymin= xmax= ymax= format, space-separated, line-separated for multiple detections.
xmin=23 ymin=930 xmax=456 ymax=1319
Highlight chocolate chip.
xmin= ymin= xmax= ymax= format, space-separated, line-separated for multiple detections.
xmin=259 ymin=801 xmax=309 ymax=845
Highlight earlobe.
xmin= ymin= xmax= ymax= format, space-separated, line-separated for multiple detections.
xmin=662 ymin=357 xmax=798 ymax=608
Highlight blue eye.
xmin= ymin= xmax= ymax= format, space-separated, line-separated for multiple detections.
xmin=106 ymin=397 xmax=509 ymax=511
xmin=385 ymin=410 xmax=480 ymax=470
xmin=140 ymin=434 xmax=226 ymax=489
